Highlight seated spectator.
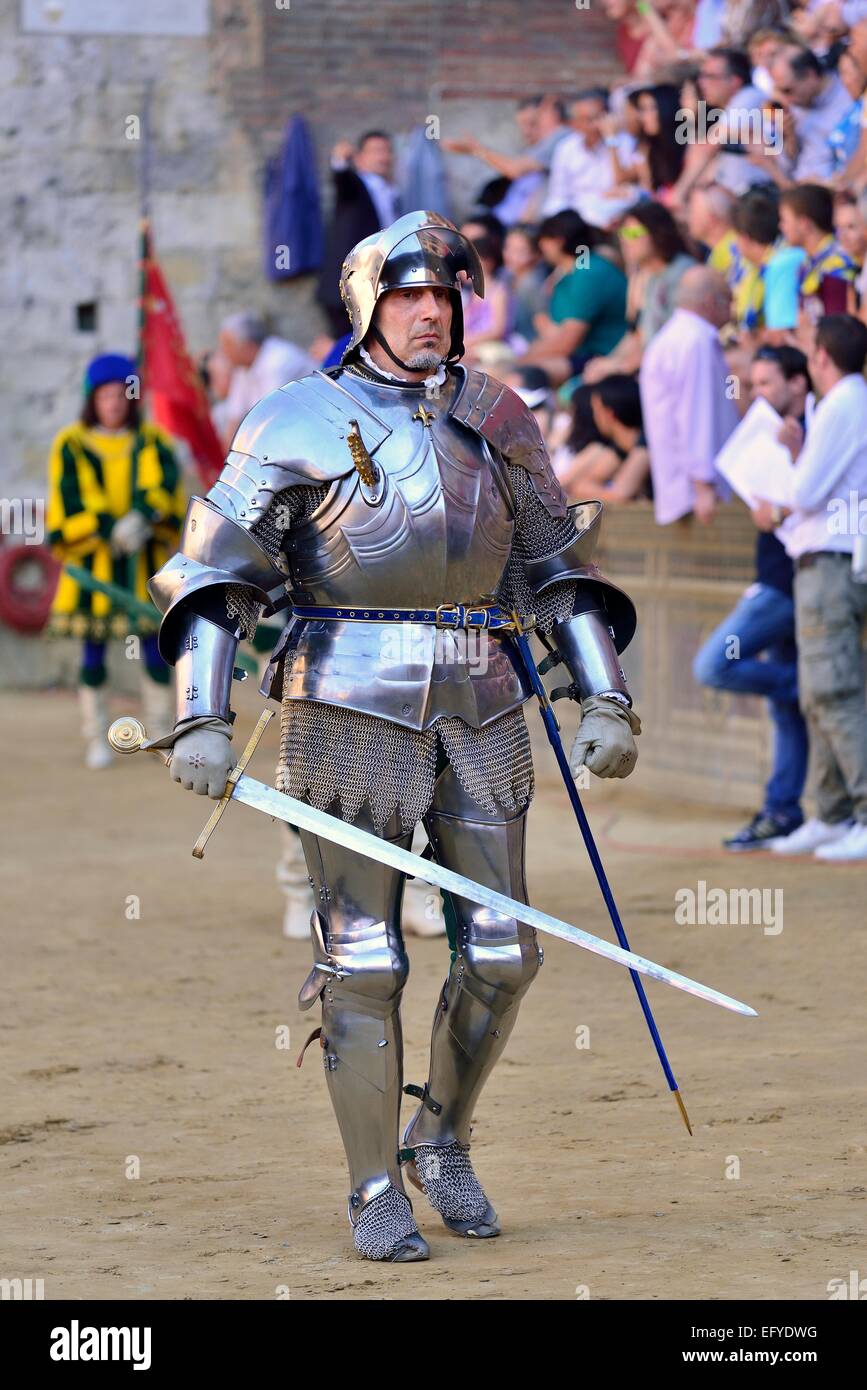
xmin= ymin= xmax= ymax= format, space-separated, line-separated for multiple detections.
xmin=518 ymin=211 xmax=628 ymax=385
xmin=542 ymin=89 xmax=640 ymax=227
xmin=834 ymin=188 xmax=867 ymax=310
xmin=601 ymin=0 xmax=651 ymax=74
xmin=217 ymin=313 xmax=315 ymax=447
xmin=779 ymin=183 xmax=856 ymax=334
xmin=674 ymin=46 xmax=774 ymax=204
xmin=461 ymin=234 xmax=512 ymax=360
xmin=617 ymin=84 xmax=688 ymax=204
xmin=502 ymin=224 xmax=549 ymax=348
xmin=686 ymin=182 xmax=739 ymax=273
xmin=770 ymin=45 xmax=853 ymax=182
xmin=631 ymin=0 xmax=699 ymax=82
xmin=729 ymin=186 xmax=792 ymax=333
xmin=639 ymin=266 xmax=738 ymax=525
xmin=747 ymin=25 xmax=791 ymax=95
xmin=584 ymin=200 xmax=696 ymax=383
xmin=561 ymin=374 xmax=651 ymax=502
xmin=828 ymin=45 xmax=867 ymax=176
xmin=444 ymin=96 xmax=571 ymax=228
xmin=459 ymin=213 xmax=505 ymax=260
xmin=722 ymin=0 xmax=791 ymax=47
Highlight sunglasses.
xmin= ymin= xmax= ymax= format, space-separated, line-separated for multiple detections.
xmin=618 ymin=224 xmax=648 ymax=240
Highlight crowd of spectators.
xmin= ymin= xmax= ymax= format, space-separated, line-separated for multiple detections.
xmin=194 ymin=3 xmax=867 ymax=858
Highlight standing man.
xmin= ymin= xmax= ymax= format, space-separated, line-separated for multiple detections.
xmin=753 ymin=315 xmax=867 ymax=861
xmin=46 ymin=353 xmax=185 ymax=766
xmin=147 ymin=212 xmax=641 ymax=1262
xmin=639 ymin=266 xmax=739 ymax=525
xmin=693 ymin=346 xmax=811 ymax=849
xmin=316 ymin=132 xmax=400 ymax=337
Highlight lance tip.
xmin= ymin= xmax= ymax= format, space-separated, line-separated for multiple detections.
xmin=674 ymin=1089 xmax=693 ymax=1136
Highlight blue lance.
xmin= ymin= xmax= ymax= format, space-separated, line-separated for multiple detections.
xmin=508 ymin=609 xmax=694 ymax=1135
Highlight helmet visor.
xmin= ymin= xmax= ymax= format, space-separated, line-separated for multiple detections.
xmin=378 ymin=226 xmax=485 ymax=299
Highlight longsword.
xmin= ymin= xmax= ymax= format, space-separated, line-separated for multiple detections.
xmin=109 ymin=710 xmax=757 ymax=1019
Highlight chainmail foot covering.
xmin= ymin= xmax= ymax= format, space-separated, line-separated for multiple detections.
xmin=277 ymin=686 xmax=535 ymax=833
xmin=352 ymin=1187 xmax=420 ymax=1260
xmin=411 ymin=1142 xmax=490 ymax=1222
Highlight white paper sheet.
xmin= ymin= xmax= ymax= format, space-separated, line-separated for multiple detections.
xmin=714 ymin=396 xmax=796 ymax=509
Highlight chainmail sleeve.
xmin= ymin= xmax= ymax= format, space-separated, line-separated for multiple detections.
xmin=224 ymin=483 xmax=330 ymax=639
xmin=495 ymin=463 xmax=578 ymax=634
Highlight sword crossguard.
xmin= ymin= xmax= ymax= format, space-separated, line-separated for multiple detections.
xmin=108 ymin=710 xmax=276 ymax=857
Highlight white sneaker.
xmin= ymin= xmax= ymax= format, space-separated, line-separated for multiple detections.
xmin=85 ymin=736 xmax=114 ymax=770
xmin=814 ymin=822 xmax=867 ymax=861
xmin=769 ymin=817 xmax=852 ymax=855
xmin=282 ymin=891 xmax=313 ymax=939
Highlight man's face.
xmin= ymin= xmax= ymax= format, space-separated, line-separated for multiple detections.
xmin=699 ymin=55 xmax=737 ymax=108
xmin=356 ymin=136 xmax=393 ymax=178
xmin=572 ymin=98 xmax=604 ymax=146
xmin=750 ymin=358 xmax=793 ymax=414
xmin=516 ymin=105 xmax=539 ymax=145
xmin=687 ymin=188 xmax=711 ymax=243
xmin=835 ymin=202 xmax=867 ymax=260
xmin=372 ymin=286 xmax=453 ymax=371
xmin=218 ymin=328 xmax=257 ymax=369
xmin=778 ymin=201 xmax=804 ymax=247
xmin=772 ymin=57 xmax=818 ymax=108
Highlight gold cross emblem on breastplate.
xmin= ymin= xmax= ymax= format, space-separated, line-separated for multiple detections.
xmin=413 ymin=404 xmax=436 ymax=428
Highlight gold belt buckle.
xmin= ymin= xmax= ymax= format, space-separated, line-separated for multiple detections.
xmin=434 ymin=603 xmax=461 ymax=628
xmin=464 ymin=605 xmax=491 ymax=628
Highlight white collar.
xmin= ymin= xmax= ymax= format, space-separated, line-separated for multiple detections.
xmin=359 ymin=344 xmax=447 ymax=391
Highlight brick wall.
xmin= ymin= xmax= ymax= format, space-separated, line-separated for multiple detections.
xmin=3 ymin=0 xmax=621 ymax=501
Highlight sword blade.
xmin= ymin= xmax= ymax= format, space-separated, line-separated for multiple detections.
xmin=230 ymin=773 xmax=756 ymax=1018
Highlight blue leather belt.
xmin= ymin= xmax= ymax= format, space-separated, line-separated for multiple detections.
xmin=291 ymin=602 xmax=514 ymax=631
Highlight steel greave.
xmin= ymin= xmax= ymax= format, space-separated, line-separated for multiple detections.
xmin=297 ymin=806 xmax=414 ymax=1218
xmin=408 ymin=764 xmax=542 ymax=1148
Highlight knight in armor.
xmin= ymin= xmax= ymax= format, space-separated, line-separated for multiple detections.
xmin=147 ymin=212 xmax=641 ymax=1262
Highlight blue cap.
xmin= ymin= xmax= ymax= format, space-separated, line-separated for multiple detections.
xmin=83 ymin=353 xmax=137 ymax=393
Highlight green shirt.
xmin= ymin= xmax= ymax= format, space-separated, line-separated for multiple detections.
xmin=550 ymin=253 xmax=628 ymax=360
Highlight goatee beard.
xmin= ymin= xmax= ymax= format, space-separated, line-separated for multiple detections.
xmin=405 ymin=347 xmax=444 ymax=371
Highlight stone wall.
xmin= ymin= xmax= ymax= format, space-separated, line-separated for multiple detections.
xmin=1 ymin=0 xmax=621 ymax=504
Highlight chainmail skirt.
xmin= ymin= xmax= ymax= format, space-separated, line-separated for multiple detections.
xmin=276 ymin=694 xmax=535 ymax=833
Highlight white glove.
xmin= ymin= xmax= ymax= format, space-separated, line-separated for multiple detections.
xmin=110 ymin=510 xmax=152 ymax=556
xmin=169 ymin=722 xmax=236 ymax=798
xmin=569 ymin=695 xmax=641 ymax=780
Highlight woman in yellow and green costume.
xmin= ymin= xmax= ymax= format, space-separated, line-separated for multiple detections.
xmin=46 ymin=353 xmax=187 ymax=768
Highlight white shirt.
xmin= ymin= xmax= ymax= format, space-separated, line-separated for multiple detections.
xmin=541 ymin=131 xmax=639 ymax=226
xmin=779 ymin=374 xmax=867 ymax=560
xmin=639 ymin=308 xmax=739 ymax=526
xmin=791 ymin=77 xmax=854 ymax=182
xmin=224 ymin=336 xmax=316 ymax=424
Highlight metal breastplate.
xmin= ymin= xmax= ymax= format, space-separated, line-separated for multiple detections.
xmin=280 ymin=369 xmax=531 ymax=730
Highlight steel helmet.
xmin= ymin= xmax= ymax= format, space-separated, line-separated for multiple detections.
xmin=338 ymin=210 xmax=485 ymax=364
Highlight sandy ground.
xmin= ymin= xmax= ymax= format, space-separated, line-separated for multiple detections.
xmin=2 ymin=683 xmax=865 ymax=1302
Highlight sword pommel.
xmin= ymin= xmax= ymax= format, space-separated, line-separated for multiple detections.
xmin=108 ymin=716 xmax=148 ymax=755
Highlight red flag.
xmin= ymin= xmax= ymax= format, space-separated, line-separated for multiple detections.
xmin=139 ymin=223 xmax=225 ymax=487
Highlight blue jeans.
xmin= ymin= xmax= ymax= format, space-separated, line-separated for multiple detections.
xmin=692 ymin=582 xmax=808 ymax=823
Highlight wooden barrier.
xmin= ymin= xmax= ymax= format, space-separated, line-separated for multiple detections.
xmin=597 ymin=500 xmax=772 ymax=810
